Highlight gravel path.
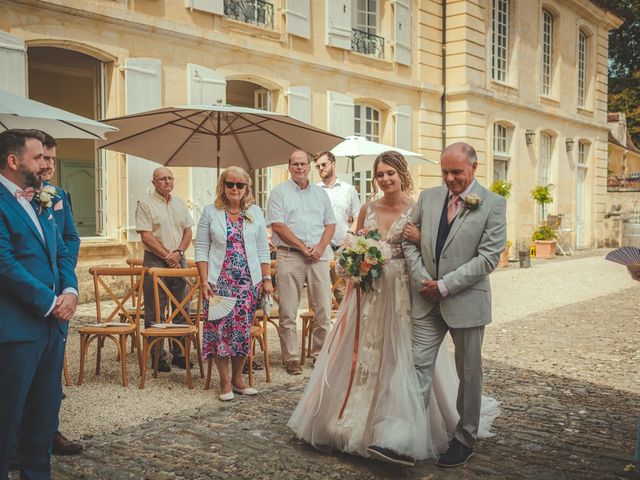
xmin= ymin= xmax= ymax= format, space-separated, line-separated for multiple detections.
xmin=58 ymin=249 xmax=639 ymax=442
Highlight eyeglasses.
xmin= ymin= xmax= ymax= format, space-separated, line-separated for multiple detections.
xmin=315 ymin=162 xmax=332 ymax=170
xmin=290 ymin=162 xmax=309 ymax=168
xmin=224 ymin=181 xmax=247 ymax=189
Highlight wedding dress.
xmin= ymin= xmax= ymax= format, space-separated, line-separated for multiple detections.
xmin=288 ymin=202 xmax=499 ymax=460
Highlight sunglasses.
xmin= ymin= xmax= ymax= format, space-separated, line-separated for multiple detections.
xmin=224 ymin=181 xmax=247 ymax=189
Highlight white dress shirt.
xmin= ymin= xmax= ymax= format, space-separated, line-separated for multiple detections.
xmin=0 ymin=173 xmax=77 ymax=316
xmin=317 ymin=178 xmax=361 ymax=247
xmin=266 ymin=179 xmax=336 ymax=261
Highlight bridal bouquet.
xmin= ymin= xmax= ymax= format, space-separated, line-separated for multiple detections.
xmin=337 ymin=230 xmax=391 ymax=293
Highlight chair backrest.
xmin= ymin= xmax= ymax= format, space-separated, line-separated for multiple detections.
xmin=126 ymin=258 xmax=145 ymax=308
xmin=545 ymin=214 xmax=561 ymax=230
xmin=147 ymin=267 xmax=202 ymax=326
xmin=89 ymin=267 xmax=146 ymax=324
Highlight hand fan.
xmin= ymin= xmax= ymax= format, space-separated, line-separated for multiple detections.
xmin=604 ymin=246 xmax=640 ymax=266
xmin=207 ymin=295 xmax=237 ymax=321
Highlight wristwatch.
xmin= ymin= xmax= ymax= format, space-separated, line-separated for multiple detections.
xmin=177 ymin=249 xmax=185 ymax=257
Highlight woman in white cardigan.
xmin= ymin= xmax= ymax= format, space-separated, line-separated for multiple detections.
xmin=195 ymin=166 xmax=273 ymax=401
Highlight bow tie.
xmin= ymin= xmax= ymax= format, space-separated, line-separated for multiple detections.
xmin=15 ymin=187 xmax=36 ymax=202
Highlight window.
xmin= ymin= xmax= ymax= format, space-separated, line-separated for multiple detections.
xmin=578 ymin=141 xmax=587 ymax=165
xmin=224 ymin=0 xmax=274 ymax=29
xmin=354 ymin=104 xmax=380 ymax=141
xmin=493 ymin=123 xmax=510 ymax=181
xmin=492 ymin=0 xmax=509 ymax=82
xmin=541 ymin=10 xmax=554 ymax=96
xmin=577 ymin=30 xmax=587 ymax=107
xmin=353 ymin=170 xmax=374 ymax=203
xmin=352 ymin=0 xmax=385 ymax=58
xmin=540 ymin=133 xmax=552 ymax=186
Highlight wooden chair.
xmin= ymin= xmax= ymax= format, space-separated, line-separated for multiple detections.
xmin=139 ymin=267 xmax=204 ymax=389
xmin=77 ymin=267 xmax=145 ymax=387
xmin=247 ymin=308 xmax=271 ymax=387
xmin=63 ymin=351 xmax=71 ymax=387
xmin=300 ymin=260 xmax=341 ymax=364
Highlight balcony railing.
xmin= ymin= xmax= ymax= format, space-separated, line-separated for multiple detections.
xmin=351 ymin=28 xmax=385 ymax=59
xmin=608 ymin=173 xmax=640 ymax=192
xmin=224 ymin=0 xmax=274 ymax=29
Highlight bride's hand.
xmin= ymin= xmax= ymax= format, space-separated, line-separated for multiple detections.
xmin=356 ymin=227 xmax=370 ymax=236
xmin=403 ymin=223 xmax=421 ymax=245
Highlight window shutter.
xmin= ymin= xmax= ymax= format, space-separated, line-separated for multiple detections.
xmin=186 ymin=63 xmax=225 ymax=224
xmin=327 ymin=91 xmax=354 ymax=137
xmin=286 ymin=0 xmax=311 ymax=39
xmin=185 ymin=0 xmax=223 ymax=15
xmin=394 ymin=105 xmax=412 ymax=150
xmin=394 ymin=0 xmax=411 ymax=66
xmin=286 ymin=86 xmax=312 ymax=124
xmin=326 ymin=0 xmax=352 ymax=50
xmin=0 ymin=31 xmax=26 ymax=96
xmin=123 ymin=57 xmax=163 ymax=241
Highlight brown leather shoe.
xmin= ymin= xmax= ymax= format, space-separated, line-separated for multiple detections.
xmin=285 ymin=360 xmax=303 ymax=375
xmin=52 ymin=431 xmax=83 ymax=456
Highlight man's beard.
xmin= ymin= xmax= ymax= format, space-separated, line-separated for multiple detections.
xmin=19 ymin=164 xmax=41 ymax=189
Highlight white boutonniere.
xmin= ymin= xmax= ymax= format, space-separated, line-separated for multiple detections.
xmin=241 ymin=210 xmax=254 ymax=223
xmin=460 ymin=193 xmax=482 ymax=218
xmin=34 ymin=185 xmax=58 ymax=214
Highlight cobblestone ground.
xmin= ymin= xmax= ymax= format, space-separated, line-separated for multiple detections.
xmin=44 ymin=283 xmax=640 ymax=480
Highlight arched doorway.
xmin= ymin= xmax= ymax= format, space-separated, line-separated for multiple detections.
xmin=27 ymin=46 xmax=105 ymax=237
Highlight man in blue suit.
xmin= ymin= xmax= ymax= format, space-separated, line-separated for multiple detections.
xmin=0 ymin=129 xmax=78 ymax=479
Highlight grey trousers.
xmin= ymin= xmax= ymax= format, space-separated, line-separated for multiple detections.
xmin=142 ymin=251 xmax=190 ymax=359
xmin=412 ymin=304 xmax=485 ymax=448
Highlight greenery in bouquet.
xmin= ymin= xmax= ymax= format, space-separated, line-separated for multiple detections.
xmin=337 ymin=229 xmax=391 ymax=294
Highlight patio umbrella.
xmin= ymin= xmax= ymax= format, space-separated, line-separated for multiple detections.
xmin=0 ymin=89 xmax=117 ymax=139
xmin=98 ymin=104 xmax=344 ymax=172
xmin=330 ymin=135 xmax=437 ymax=173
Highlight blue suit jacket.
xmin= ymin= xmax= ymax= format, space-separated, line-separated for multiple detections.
xmin=46 ymin=182 xmax=80 ymax=266
xmin=0 ymin=182 xmax=78 ymax=343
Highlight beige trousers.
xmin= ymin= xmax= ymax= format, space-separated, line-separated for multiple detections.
xmin=275 ymin=251 xmax=332 ymax=364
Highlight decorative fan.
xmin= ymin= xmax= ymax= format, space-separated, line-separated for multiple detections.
xmin=605 ymin=246 xmax=640 ymax=266
xmin=207 ymin=295 xmax=237 ymax=321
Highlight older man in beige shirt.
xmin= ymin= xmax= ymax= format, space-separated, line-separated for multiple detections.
xmin=135 ymin=167 xmax=194 ymax=372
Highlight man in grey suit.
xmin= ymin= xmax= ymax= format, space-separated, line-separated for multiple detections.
xmin=403 ymin=142 xmax=506 ymax=467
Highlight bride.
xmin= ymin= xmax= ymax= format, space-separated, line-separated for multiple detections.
xmin=287 ymin=151 xmax=498 ymax=465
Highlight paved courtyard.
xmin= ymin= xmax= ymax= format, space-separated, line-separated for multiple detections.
xmin=22 ymin=252 xmax=640 ymax=479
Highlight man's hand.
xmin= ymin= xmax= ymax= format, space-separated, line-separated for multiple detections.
xmin=420 ymin=280 xmax=442 ymax=303
xmin=53 ymin=293 xmax=78 ymax=321
xmin=261 ymin=278 xmax=274 ymax=296
xmin=307 ymin=245 xmax=323 ymax=263
xmin=164 ymin=251 xmax=181 ymax=268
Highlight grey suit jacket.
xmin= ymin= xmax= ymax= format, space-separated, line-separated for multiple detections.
xmin=403 ymin=182 xmax=506 ymax=328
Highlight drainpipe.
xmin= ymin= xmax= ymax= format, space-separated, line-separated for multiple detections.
xmin=441 ymin=0 xmax=447 ymax=151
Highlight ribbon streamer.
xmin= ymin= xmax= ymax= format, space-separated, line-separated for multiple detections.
xmin=338 ymin=285 xmax=361 ymax=419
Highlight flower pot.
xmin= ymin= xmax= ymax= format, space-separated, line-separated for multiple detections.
xmin=534 ymin=240 xmax=557 ymax=259
xmin=499 ymin=247 xmax=510 ymax=267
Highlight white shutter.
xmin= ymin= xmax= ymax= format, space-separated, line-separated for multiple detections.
xmin=185 ymin=0 xmax=223 ymax=15
xmin=394 ymin=0 xmax=411 ymax=66
xmin=286 ymin=85 xmax=312 ymax=124
xmin=395 ymin=105 xmax=412 ymax=150
xmin=123 ymin=57 xmax=163 ymax=241
xmin=327 ymin=91 xmax=354 ymax=137
xmin=186 ymin=63 xmax=225 ymax=224
xmin=286 ymin=0 xmax=311 ymax=39
xmin=186 ymin=63 xmax=226 ymax=105
xmin=0 ymin=31 xmax=26 ymax=96
xmin=326 ymin=0 xmax=352 ymax=50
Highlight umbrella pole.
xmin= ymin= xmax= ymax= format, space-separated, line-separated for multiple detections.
xmin=216 ymin=113 xmax=221 ymax=179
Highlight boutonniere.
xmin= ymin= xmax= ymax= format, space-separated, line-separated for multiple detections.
xmin=459 ymin=193 xmax=482 ymax=218
xmin=34 ymin=185 xmax=58 ymax=214
xmin=241 ymin=210 xmax=254 ymax=223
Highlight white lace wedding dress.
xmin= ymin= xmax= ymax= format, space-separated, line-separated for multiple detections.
xmin=288 ymin=202 xmax=499 ymax=460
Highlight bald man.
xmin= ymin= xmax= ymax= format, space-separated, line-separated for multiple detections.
xmin=135 ymin=167 xmax=194 ymax=372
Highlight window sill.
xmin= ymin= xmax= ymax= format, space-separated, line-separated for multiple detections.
xmin=491 ymin=80 xmax=518 ymax=92
xmin=220 ymin=16 xmax=282 ymax=41
xmin=539 ymin=95 xmax=560 ymax=106
xmin=577 ymin=106 xmax=594 ymax=116
xmin=348 ymin=50 xmax=393 ymax=69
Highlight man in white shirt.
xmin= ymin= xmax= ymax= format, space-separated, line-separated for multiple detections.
xmin=135 ymin=167 xmax=194 ymax=372
xmin=314 ymin=151 xmax=360 ymax=304
xmin=266 ymin=150 xmax=336 ymax=375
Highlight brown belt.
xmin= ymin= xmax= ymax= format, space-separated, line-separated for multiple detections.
xmin=277 ymin=246 xmax=304 ymax=253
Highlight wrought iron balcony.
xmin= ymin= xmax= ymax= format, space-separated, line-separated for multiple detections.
xmin=224 ymin=0 xmax=274 ymax=29
xmin=351 ymin=28 xmax=385 ymax=59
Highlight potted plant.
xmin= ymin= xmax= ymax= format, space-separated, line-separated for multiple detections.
xmin=531 ymin=184 xmax=553 ymax=220
xmin=532 ymin=224 xmax=557 ymax=259
xmin=499 ymin=240 xmax=512 ymax=267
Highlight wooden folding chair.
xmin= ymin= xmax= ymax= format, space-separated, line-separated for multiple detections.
xmin=247 ymin=308 xmax=271 ymax=387
xmin=139 ymin=267 xmax=204 ymax=389
xmin=77 ymin=267 xmax=145 ymax=387
xmin=63 ymin=351 xmax=71 ymax=386
xmin=300 ymin=260 xmax=341 ymax=364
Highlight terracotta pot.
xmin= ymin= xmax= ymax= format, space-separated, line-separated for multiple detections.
xmin=534 ymin=240 xmax=557 ymax=259
xmin=499 ymin=247 xmax=510 ymax=267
